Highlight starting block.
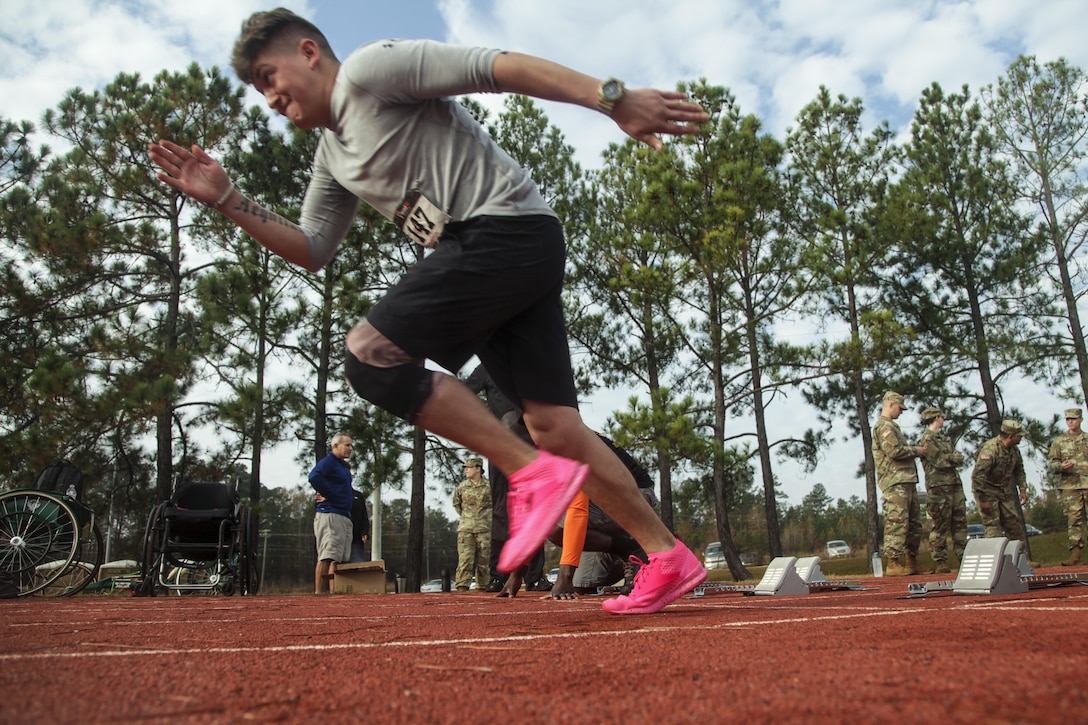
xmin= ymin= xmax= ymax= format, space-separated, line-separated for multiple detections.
xmin=908 ymin=537 xmax=1088 ymax=597
xmin=953 ymin=537 xmax=1029 ymax=595
xmin=752 ymin=556 xmax=810 ymax=595
xmin=693 ymin=556 xmax=865 ymax=598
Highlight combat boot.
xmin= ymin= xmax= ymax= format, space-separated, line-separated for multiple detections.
xmin=906 ymin=554 xmax=919 ymax=575
xmin=1061 ymin=545 xmax=1082 ymax=567
xmin=885 ymin=559 xmax=910 ymax=577
xmin=932 ymin=561 xmax=952 ymax=574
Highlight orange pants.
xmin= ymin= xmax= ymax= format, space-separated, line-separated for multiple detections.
xmin=560 ymin=491 xmax=590 ymax=567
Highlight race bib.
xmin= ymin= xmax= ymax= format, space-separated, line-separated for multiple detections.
xmin=394 ymin=189 xmax=450 ymax=248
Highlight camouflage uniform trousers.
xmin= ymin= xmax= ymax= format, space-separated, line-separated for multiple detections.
xmin=975 ymin=493 xmax=1026 ymax=543
xmin=455 ymin=530 xmax=491 ymax=590
xmin=926 ymin=483 xmax=967 ymax=562
xmin=882 ymin=482 xmax=921 ymax=560
xmin=1060 ymin=488 xmax=1088 ymax=549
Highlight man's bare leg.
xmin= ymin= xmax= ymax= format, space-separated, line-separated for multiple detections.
xmin=523 ymin=402 xmax=675 ymax=555
xmin=413 ymin=373 xmax=589 ymax=573
xmin=315 ymin=559 xmax=333 ymax=594
xmin=413 ymin=374 xmax=675 ymax=570
xmin=414 ymin=373 xmax=537 ymax=475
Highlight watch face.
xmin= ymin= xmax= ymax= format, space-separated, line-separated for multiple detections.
xmin=603 ymin=80 xmax=623 ymax=100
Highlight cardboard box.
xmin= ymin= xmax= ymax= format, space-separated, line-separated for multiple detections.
xmin=333 ymin=559 xmax=387 ymax=594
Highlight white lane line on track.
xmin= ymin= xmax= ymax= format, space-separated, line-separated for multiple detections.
xmin=4 ymin=601 xmax=608 ymax=628
xmin=4 ymin=606 xmax=604 ymax=628
xmin=6 ymin=615 xmax=459 ymax=628
xmin=6 ymin=589 xmax=1088 ymax=631
xmin=0 ymin=604 xmax=1026 ymax=662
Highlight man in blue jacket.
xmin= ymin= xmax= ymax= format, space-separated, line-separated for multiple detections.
xmin=309 ymin=433 xmax=354 ymax=593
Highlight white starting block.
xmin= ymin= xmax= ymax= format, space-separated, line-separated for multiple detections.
xmin=693 ymin=556 xmax=865 ymax=598
xmin=908 ymin=537 xmax=1088 ymax=597
xmin=953 ymin=537 xmax=1029 ymax=595
xmin=752 ymin=556 xmax=811 ymax=596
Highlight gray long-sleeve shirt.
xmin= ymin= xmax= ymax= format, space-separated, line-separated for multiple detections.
xmin=299 ymin=39 xmax=556 ymax=271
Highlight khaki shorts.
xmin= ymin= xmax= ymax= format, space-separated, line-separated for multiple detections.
xmin=314 ymin=512 xmax=352 ymax=562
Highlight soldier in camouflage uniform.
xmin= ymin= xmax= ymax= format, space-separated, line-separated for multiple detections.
xmin=453 ymin=457 xmax=492 ymax=591
xmin=1047 ymin=407 xmax=1088 ymax=566
xmin=971 ymin=420 xmax=1028 ymax=543
xmin=873 ymin=391 xmax=927 ymax=576
xmin=918 ymin=407 xmax=966 ymax=574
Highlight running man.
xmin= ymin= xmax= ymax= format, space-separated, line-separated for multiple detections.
xmin=149 ymin=8 xmax=708 ymax=613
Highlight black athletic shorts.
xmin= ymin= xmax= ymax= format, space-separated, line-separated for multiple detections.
xmin=366 ymin=214 xmax=578 ymax=409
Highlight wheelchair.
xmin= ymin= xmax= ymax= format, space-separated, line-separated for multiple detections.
xmin=139 ymin=481 xmax=259 ymax=596
xmin=0 ymin=461 xmax=104 ymax=597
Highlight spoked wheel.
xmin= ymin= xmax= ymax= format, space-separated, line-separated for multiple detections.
xmin=81 ymin=519 xmax=105 ymax=583
xmin=170 ymin=561 xmax=214 ymax=595
xmin=138 ymin=502 xmax=166 ymax=596
xmin=238 ymin=506 xmax=260 ymax=596
xmin=211 ymin=560 xmax=234 ymax=596
xmin=33 ymin=562 xmax=95 ymax=597
xmin=0 ymin=491 xmax=81 ymax=597
xmin=33 ymin=519 xmax=104 ymax=597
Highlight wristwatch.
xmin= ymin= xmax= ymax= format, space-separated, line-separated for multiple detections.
xmin=597 ymin=77 xmax=626 ymax=116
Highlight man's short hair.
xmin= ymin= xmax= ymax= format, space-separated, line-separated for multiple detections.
xmin=331 ymin=432 xmax=350 ymax=447
xmin=231 ymin=7 xmax=336 ymax=84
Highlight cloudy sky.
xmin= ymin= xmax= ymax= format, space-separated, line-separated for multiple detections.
xmin=3 ymin=0 xmax=1086 ymax=507
xmin=6 ymin=0 xmax=1085 ymax=160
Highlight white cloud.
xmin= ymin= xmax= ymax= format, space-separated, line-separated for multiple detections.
xmin=12 ymin=0 xmax=1077 ymax=169
xmin=0 ymin=0 xmax=299 ymax=127
xmin=7 ymin=0 xmax=1084 ymax=162
xmin=439 ymin=0 xmax=1088 ymax=169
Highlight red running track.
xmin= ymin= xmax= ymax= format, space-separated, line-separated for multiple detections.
xmin=1 ymin=569 xmax=1086 ymax=724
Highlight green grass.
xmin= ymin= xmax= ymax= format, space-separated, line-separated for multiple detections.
xmin=704 ymin=532 xmax=1074 ymax=582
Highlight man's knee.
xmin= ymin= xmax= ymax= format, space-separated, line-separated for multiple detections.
xmin=344 ymin=352 xmax=433 ymax=421
xmin=522 ymin=403 xmax=582 ymax=451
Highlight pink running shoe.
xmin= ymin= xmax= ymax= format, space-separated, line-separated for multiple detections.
xmin=497 ymin=451 xmax=588 ymax=573
xmin=601 ymin=540 xmax=706 ymax=614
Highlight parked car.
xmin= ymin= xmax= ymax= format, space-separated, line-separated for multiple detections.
xmin=1025 ymin=523 xmax=1042 ymax=537
xmin=967 ymin=524 xmax=985 ymax=539
xmin=704 ymin=542 xmax=726 ymax=570
xmin=825 ymin=540 xmax=851 ymax=559
xmin=422 ymin=578 xmax=476 ymax=591
xmin=547 ymin=567 xmax=559 ymax=583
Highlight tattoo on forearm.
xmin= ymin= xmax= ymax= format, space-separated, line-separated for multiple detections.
xmin=234 ymin=197 xmax=301 ymax=232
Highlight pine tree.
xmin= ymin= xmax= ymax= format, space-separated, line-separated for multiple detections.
xmin=985 ymin=57 xmax=1088 ymax=405
xmin=786 ymin=87 xmax=901 ymax=565
xmin=886 ymin=82 xmax=1047 ymax=441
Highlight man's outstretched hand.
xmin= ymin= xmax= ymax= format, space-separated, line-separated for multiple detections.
xmin=148 ymin=140 xmax=231 ymax=205
xmin=613 ymin=89 xmax=709 ymax=151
